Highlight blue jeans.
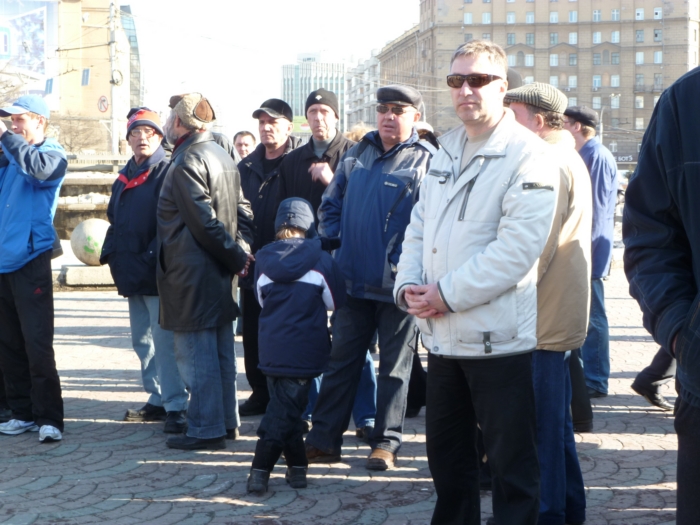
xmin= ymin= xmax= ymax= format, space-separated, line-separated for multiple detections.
xmin=127 ymin=295 xmax=187 ymax=412
xmin=303 ymin=350 xmax=377 ymax=428
xmin=532 ymin=350 xmax=586 ymax=525
xmin=582 ymin=278 xmax=610 ymax=394
xmin=173 ymin=324 xmax=239 ymax=439
xmin=306 ymin=296 xmax=415 ymax=454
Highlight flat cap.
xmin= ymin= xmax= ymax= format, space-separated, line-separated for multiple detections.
xmin=252 ymin=98 xmax=293 ymax=122
xmin=504 ymin=82 xmax=568 ymax=114
xmin=564 ymin=106 xmax=599 ymax=128
xmin=376 ymin=85 xmax=423 ymax=108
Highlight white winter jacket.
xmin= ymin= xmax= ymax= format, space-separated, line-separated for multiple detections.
xmin=394 ymin=110 xmax=559 ymax=358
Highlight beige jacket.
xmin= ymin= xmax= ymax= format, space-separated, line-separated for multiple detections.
xmin=394 ymin=110 xmax=559 ymax=358
xmin=536 ymin=130 xmax=593 ymax=351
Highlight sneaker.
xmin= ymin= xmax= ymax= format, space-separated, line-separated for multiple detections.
xmin=124 ymin=403 xmax=167 ymax=422
xmin=39 ymin=425 xmax=62 ymax=443
xmin=0 ymin=419 xmax=39 ymax=435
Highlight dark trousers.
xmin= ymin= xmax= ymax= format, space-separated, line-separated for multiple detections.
xmin=634 ymin=347 xmax=676 ymax=392
xmin=426 ymin=352 xmax=540 ymax=525
xmin=675 ymin=395 xmax=700 ymax=525
xmin=241 ymin=288 xmax=269 ymax=403
xmin=0 ymin=251 xmax=64 ymax=430
xmin=569 ymin=348 xmax=593 ymax=426
xmin=407 ymin=350 xmax=427 ymax=410
xmin=0 ymin=370 xmax=8 ymax=409
xmin=253 ymin=376 xmax=312 ymax=471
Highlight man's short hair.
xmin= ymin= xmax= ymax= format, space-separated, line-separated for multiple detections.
xmin=450 ymin=40 xmax=508 ymax=76
xmin=522 ymin=103 xmax=565 ymax=130
xmin=234 ymin=131 xmax=256 ymax=144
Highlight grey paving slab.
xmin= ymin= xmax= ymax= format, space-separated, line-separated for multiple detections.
xmin=0 ymin=266 xmax=678 ymax=524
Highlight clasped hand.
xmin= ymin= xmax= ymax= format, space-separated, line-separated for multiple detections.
xmin=404 ymin=283 xmax=448 ymax=319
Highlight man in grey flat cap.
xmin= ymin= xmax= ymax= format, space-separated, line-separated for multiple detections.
xmin=506 ymin=82 xmax=591 ymax=525
xmin=304 ymin=84 xmax=435 ymax=471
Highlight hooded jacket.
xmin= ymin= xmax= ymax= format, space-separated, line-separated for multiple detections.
xmin=255 ymin=237 xmax=346 ymax=377
xmin=100 ymin=145 xmax=169 ymax=296
xmin=0 ymin=132 xmax=66 ymax=273
xmin=394 ymin=110 xmax=558 ymax=358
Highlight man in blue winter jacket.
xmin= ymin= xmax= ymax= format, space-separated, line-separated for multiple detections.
xmin=304 ymin=85 xmax=434 ymax=471
xmin=0 ymin=95 xmax=66 ymax=443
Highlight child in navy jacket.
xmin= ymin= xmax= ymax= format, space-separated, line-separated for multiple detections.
xmin=247 ymin=197 xmax=345 ymax=495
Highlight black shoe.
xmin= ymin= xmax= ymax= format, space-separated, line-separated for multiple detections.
xmin=631 ymin=383 xmax=674 ymax=411
xmin=587 ymin=388 xmax=607 ymax=399
xmin=301 ymin=419 xmax=312 ymax=434
xmin=163 ymin=410 xmax=187 ymax=434
xmin=0 ymin=407 xmax=11 ymax=423
xmin=285 ymin=466 xmax=307 ymax=488
xmin=226 ymin=428 xmax=239 ymax=440
xmin=306 ymin=443 xmax=341 ymax=463
xmin=247 ymin=468 xmax=270 ymax=495
xmin=573 ymin=419 xmax=593 ymax=433
xmin=124 ymin=403 xmax=167 ymax=422
xmin=166 ymin=435 xmax=226 ymax=450
xmin=355 ymin=425 xmax=374 ymax=443
xmin=405 ymin=405 xmax=422 ymax=418
xmin=239 ymin=399 xmax=268 ymax=417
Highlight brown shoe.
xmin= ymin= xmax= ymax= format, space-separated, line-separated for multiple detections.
xmin=305 ymin=443 xmax=340 ymax=463
xmin=366 ymin=448 xmax=396 ymax=470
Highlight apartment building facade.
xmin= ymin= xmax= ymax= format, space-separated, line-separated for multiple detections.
xmin=345 ymin=51 xmax=381 ymax=130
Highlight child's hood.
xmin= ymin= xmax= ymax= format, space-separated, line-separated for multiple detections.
xmin=256 ymin=238 xmax=323 ymax=284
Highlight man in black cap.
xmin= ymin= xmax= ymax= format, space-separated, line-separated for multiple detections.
xmin=304 ymin=84 xmax=435 ymax=471
xmin=238 ymin=98 xmax=300 ymax=416
xmin=564 ymin=106 xmax=619 ymax=399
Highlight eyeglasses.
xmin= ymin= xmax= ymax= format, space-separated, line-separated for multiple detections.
xmin=129 ymin=128 xmax=156 ymax=138
xmin=446 ymin=74 xmax=502 ymax=89
xmin=376 ymin=104 xmax=414 ymax=115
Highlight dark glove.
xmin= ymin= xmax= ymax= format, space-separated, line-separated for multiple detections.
xmin=319 ymin=237 xmax=341 ymax=252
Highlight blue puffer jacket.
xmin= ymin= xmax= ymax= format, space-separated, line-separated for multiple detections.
xmin=100 ymin=146 xmax=169 ymax=296
xmin=0 ymin=132 xmax=66 ymax=273
xmin=623 ymin=66 xmax=700 ymax=409
xmin=318 ymin=130 xmax=434 ymax=302
xmin=255 ymin=237 xmax=346 ymax=378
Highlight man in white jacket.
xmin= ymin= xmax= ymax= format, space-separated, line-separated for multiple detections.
xmin=394 ymin=41 xmax=559 ymax=525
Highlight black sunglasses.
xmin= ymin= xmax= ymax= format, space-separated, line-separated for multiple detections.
xmin=376 ymin=104 xmax=414 ymax=115
xmin=446 ymin=74 xmax=502 ymax=89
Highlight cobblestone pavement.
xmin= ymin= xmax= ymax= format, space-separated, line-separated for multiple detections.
xmin=0 ymin=266 xmax=676 ymax=525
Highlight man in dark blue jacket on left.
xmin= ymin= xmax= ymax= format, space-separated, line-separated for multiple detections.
xmin=0 ymin=95 xmax=66 ymax=443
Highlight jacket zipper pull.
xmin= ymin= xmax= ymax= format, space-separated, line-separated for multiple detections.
xmin=483 ymin=331 xmax=492 ymax=354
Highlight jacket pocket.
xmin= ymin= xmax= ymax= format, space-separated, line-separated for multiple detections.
xmin=455 ymin=287 xmax=518 ymax=345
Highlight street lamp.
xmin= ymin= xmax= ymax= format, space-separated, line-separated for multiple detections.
xmin=600 ymin=93 xmax=621 ymax=143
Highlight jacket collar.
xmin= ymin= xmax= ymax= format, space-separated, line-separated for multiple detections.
xmin=119 ymin=145 xmax=166 ymax=176
xmin=243 ymin=137 xmax=296 ymax=177
xmin=171 ymin=131 xmax=213 ymax=162
xmin=299 ymin=131 xmax=348 ymax=161
xmin=362 ymin=128 xmax=420 ymax=158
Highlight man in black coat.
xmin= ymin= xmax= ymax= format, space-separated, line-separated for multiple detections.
xmin=157 ymin=93 xmax=254 ymax=450
xmin=238 ymin=98 xmax=298 ymax=416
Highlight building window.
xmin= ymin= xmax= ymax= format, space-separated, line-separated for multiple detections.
xmin=654 ymin=73 xmax=663 ymax=88
xmin=592 ymin=75 xmax=602 ymax=88
xmin=635 ymin=117 xmax=644 ymax=130
xmin=464 ymin=13 xmax=473 ymax=24
xmin=610 ymin=141 xmax=618 ymax=153
xmin=611 ymin=52 xmax=620 ymax=65
xmin=636 ymin=51 xmax=644 ymax=65
xmin=611 ymin=74 xmax=620 ymax=87
xmin=593 ymin=10 xmax=601 ymax=22
xmin=550 ymin=12 xmax=559 ymax=23
xmin=508 ymin=55 xmax=517 ymax=67
xmin=592 ymin=96 xmax=602 ymax=109
xmin=611 ymin=95 xmax=620 ymax=108
xmin=507 ymin=12 xmax=516 ymax=24
xmin=636 ymin=73 xmax=645 ymax=89
xmin=635 ymin=95 xmax=645 ymax=108
xmin=611 ymin=9 xmax=620 ymax=21
xmin=464 ymin=33 xmax=473 ymax=42
xmin=569 ymin=53 xmax=577 ymax=66
xmin=465 ymin=0 xmax=472 ymax=3
xmin=525 ymin=54 xmax=535 ymax=66
xmin=482 ymin=12 xmax=491 ymax=24
xmin=654 ymin=51 xmax=663 ymax=64
xmin=568 ymin=75 xmax=577 ymax=88
xmin=483 ymin=32 xmax=491 ymax=40
xmin=81 ymin=68 xmax=90 ymax=86
xmin=592 ymin=32 xmax=601 ymax=44
xmin=593 ymin=53 xmax=601 ymax=65
xmin=636 ymin=30 xmax=644 ymax=43
xmin=569 ymin=32 xmax=578 ymax=44
xmin=569 ymin=11 xmax=577 ymax=22
xmin=507 ymin=0 xmax=514 ymax=2
xmin=550 ymin=32 xmax=559 ymax=45
xmin=524 ymin=76 xmax=534 ymax=84
xmin=654 ymin=7 xmax=663 ymax=19
xmin=483 ymin=0 xmax=491 ymax=3
xmin=550 ymin=54 xmax=559 ymax=66
xmin=526 ymin=33 xmax=535 ymax=45
xmin=654 ymin=29 xmax=663 ymax=42
xmin=636 ymin=8 xmax=644 ymax=20
xmin=550 ymin=75 xmax=559 ymax=87
xmin=526 ymin=12 xmax=535 ymax=23
xmin=611 ymin=31 xmax=620 ymax=43
xmin=507 ymin=33 xmax=516 ymax=45
xmin=568 ymin=97 xmax=578 ymax=107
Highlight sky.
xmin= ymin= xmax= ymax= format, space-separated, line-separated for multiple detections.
xmin=127 ymin=0 xmax=420 ymax=138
